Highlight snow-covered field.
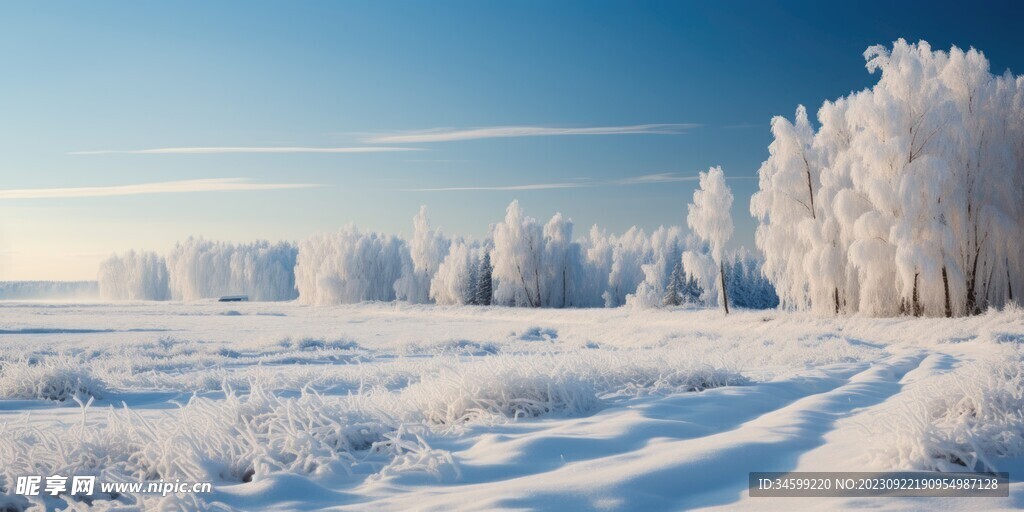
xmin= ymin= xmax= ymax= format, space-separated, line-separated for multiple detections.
xmin=0 ymin=301 xmax=1022 ymax=511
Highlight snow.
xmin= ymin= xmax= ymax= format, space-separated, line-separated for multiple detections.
xmin=0 ymin=300 xmax=1022 ymax=510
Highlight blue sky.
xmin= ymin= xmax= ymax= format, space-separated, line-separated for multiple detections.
xmin=2 ymin=0 xmax=1022 ymax=279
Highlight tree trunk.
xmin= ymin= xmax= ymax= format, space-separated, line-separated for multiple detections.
xmin=562 ymin=267 xmax=568 ymax=308
xmin=912 ymin=272 xmax=922 ymax=317
xmin=720 ymin=261 xmax=730 ymax=315
xmin=966 ymin=231 xmax=982 ymax=315
xmin=942 ymin=266 xmax=952 ymax=318
xmin=515 ymin=261 xmax=535 ymax=308
xmin=1007 ymin=258 xmax=1014 ymax=304
xmin=534 ymin=266 xmax=542 ymax=308
xmin=1009 ymin=270 xmax=1015 ymax=303
xmin=833 ymin=287 xmax=840 ymax=315
xmin=803 ymin=155 xmax=816 ymax=219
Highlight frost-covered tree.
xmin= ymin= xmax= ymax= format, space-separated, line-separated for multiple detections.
xmin=491 ymin=201 xmax=592 ymax=308
xmin=680 ymin=267 xmax=703 ymax=305
xmin=687 ymin=166 xmax=734 ymax=313
xmin=681 ymin=247 xmax=715 ymax=306
xmin=491 ymin=200 xmax=671 ymax=308
xmin=430 ymin=239 xmax=482 ymax=305
xmin=753 ymin=39 xmax=1024 ymax=317
xmin=475 ymin=251 xmax=493 ymax=306
xmin=662 ymin=260 xmax=684 ymax=306
xmin=97 ymin=250 xmax=170 ymax=300
xmin=395 ymin=206 xmax=450 ymax=304
xmin=750 ymin=106 xmax=822 ymax=311
xmin=724 ymin=250 xmax=780 ymax=309
xmin=295 ymin=226 xmax=409 ymax=305
xmin=165 ymin=238 xmax=298 ymax=301
xmin=601 ymin=227 xmax=650 ymax=307
xmin=542 ymin=213 xmax=574 ymax=308
xmin=492 ymin=201 xmax=545 ymax=307
xmin=624 ymin=227 xmax=685 ymax=308
xmin=568 ymin=225 xmax=615 ymax=308
xmin=103 ymin=201 xmax=781 ymax=310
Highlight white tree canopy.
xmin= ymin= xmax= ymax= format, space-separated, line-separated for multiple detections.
xmin=752 ymin=39 xmax=1024 ymax=317
xmin=98 ymin=250 xmax=170 ymax=301
xmin=394 ymin=206 xmax=450 ymax=304
xmin=688 ymin=166 xmax=734 ymax=264
xmin=100 ymin=202 xmax=777 ymax=309
xmin=165 ymin=238 xmax=298 ymax=301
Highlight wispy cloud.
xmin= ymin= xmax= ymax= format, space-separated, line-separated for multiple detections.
xmin=69 ymin=146 xmax=419 ymax=155
xmin=403 ymin=159 xmax=472 ymax=163
xmin=403 ymin=172 xmax=717 ymax=192
xmin=0 ymin=178 xmax=319 ymax=199
xmin=615 ymin=172 xmax=699 ymax=185
xmin=411 ymin=182 xmax=584 ymax=192
xmin=363 ymin=124 xmax=698 ymax=144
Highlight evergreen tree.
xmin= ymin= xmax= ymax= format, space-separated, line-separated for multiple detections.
xmin=663 ymin=260 xmax=683 ymax=306
xmin=467 ymin=251 xmax=480 ymax=305
xmin=681 ymin=270 xmax=703 ymax=304
xmin=475 ymin=251 xmax=493 ymax=306
xmin=724 ymin=259 xmax=745 ymax=308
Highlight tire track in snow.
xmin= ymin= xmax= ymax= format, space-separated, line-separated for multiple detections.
xmin=343 ymin=352 xmax=927 ymax=511
xmin=435 ymin=363 xmax=872 ymax=483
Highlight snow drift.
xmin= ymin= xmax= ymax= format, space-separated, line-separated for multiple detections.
xmin=0 ymin=299 xmax=1019 ymax=509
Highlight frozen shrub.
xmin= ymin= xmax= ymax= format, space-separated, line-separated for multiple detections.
xmin=0 ymin=358 xmax=105 ymax=401
xmin=517 ymin=327 xmax=558 ymax=341
xmin=395 ymin=352 xmax=745 ymax=427
xmin=866 ymin=347 xmax=1024 ymax=471
xmin=0 ymin=345 xmax=746 ymax=507
xmin=296 ymin=338 xmax=359 ymax=351
xmin=403 ymin=359 xmax=602 ymax=425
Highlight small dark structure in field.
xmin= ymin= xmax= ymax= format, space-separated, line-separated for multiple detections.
xmin=218 ymin=295 xmax=249 ymax=302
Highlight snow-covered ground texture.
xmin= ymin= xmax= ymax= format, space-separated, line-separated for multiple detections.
xmin=0 ymin=302 xmax=1022 ymax=510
